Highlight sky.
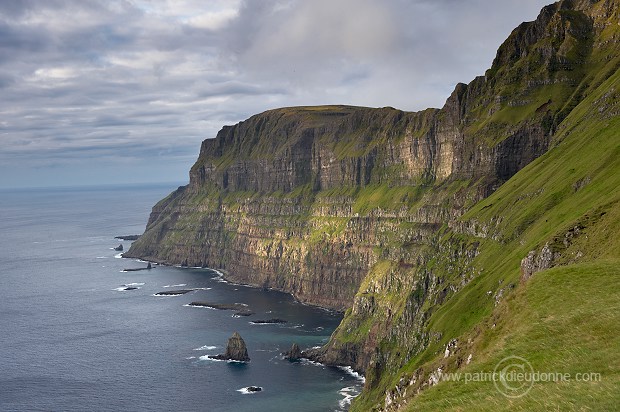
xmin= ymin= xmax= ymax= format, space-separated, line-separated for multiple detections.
xmin=0 ymin=0 xmax=551 ymax=189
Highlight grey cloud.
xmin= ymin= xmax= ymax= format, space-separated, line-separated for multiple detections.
xmin=0 ymin=0 xmax=551 ymax=188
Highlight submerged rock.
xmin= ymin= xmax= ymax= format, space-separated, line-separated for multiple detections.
xmin=154 ymin=289 xmax=195 ymax=296
xmin=115 ymin=235 xmax=141 ymax=241
xmin=210 ymin=332 xmax=250 ymax=362
xmin=250 ymin=318 xmax=287 ymax=324
xmin=188 ymin=301 xmax=252 ymax=317
xmin=246 ymin=386 xmax=262 ymax=392
xmin=123 ymin=263 xmax=153 ymax=272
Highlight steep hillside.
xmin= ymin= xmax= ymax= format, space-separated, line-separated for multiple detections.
xmin=346 ymin=46 xmax=620 ymax=411
xmin=126 ymin=0 xmax=620 ymax=409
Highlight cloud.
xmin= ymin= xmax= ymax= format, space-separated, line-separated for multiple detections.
xmin=0 ymin=0 xmax=551 ymax=188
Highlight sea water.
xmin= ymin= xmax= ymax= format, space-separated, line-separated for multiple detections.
xmin=0 ymin=184 xmax=363 ymax=412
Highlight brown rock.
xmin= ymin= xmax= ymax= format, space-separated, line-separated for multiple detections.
xmin=210 ymin=332 xmax=250 ymax=362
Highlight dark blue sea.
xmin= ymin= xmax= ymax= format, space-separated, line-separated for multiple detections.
xmin=0 ymin=184 xmax=362 ymax=412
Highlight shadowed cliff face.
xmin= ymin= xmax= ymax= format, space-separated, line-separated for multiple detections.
xmin=127 ymin=1 xmax=620 ymax=406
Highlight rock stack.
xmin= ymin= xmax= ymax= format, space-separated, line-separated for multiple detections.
xmin=283 ymin=343 xmax=303 ymax=361
xmin=210 ymin=332 xmax=250 ymax=362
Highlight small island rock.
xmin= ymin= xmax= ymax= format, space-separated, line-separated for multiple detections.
xmin=114 ymin=244 xmax=123 ymax=251
xmin=284 ymin=343 xmax=303 ymax=361
xmin=210 ymin=332 xmax=250 ymax=362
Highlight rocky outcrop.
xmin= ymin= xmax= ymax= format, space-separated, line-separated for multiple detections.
xmin=210 ymin=332 xmax=250 ymax=362
xmin=520 ymin=243 xmax=556 ymax=283
xmin=283 ymin=343 xmax=302 ymax=361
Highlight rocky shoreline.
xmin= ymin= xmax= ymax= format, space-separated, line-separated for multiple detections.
xmin=120 ymin=255 xmax=355 ymax=372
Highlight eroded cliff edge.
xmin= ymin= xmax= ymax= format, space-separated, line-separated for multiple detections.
xmin=126 ymin=0 xmax=620 ymax=409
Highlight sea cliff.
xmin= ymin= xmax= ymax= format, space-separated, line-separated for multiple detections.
xmin=127 ymin=0 xmax=620 ymax=409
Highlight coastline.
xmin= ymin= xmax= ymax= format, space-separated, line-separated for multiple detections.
xmin=120 ymin=251 xmax=365 ymax=380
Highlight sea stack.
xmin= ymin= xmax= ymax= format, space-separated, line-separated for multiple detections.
xmin=284 ymin=343 xmax=302 ymax=361
xmin=114 ymin=244 xmax=123 ymax=251
xmin=210 ymin=332 xmax=250 ymax=362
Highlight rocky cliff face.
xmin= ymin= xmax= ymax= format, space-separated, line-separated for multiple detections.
xmin=126 ymin=0 xmax=620 ymax=408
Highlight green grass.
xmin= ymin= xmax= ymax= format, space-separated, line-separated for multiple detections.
xmin=405 ymin=260 xmax=620 ymax=411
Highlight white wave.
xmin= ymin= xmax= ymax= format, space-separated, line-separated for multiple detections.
xmin=338 ymin=386 xmax=360 ymax=409
xmin=123 ymin=282 xmax=145 ymax=287
xmin=339 ymin=386 xmax=356 ymax=393
xmin=337 ymin=366 xmax=366 ymax=383
xmin=300 ymin=359 xmax=324 ymax=368
xmin=113 ymin=286 xmax=140 ymax=291
xmin=96 ymin=256 xmax=108 ymax=259
xmin=234 ymin=303 xmax=248 ymax=307
xmin=185 ymin=356 xmax=196 ymax=360
xmin=114 ymin=253 xmax=123 ymax=259
xmin=210 ymin=269 xmax=230 ymax=283
xmin=163 ymin=283 xmax=187 ymax=288
xmin=198 ymin=355 xmax=225 ymax=362
xmin=193 ymin=345 xmax=217 ymax=351
xmin=183 ymin=304 xmax=217 ymax=309
xmin=237 ymin=386 xmax=262 ymax=394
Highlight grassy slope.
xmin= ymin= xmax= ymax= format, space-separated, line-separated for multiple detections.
xmin=387 ymin=48 xmax=620 ymax=411
xmin=407 ymin=261 xmax=620 ymax=411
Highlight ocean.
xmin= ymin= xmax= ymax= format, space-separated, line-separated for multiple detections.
xmin=0 ymin=184 xmax=363 ymax=412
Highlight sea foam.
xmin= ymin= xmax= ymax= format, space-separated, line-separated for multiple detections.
xmin=237 ymin=387 xmax=263 ymax=395
xmin=193 ymin=345 xmax=217 ymax=351
xmin=337 ymin=366 xmax=366 ymax=383
xmin=338 ymin=386 xmax=360 ymax=409
xmin=198 ymin=355 xmax=225 ymax=362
